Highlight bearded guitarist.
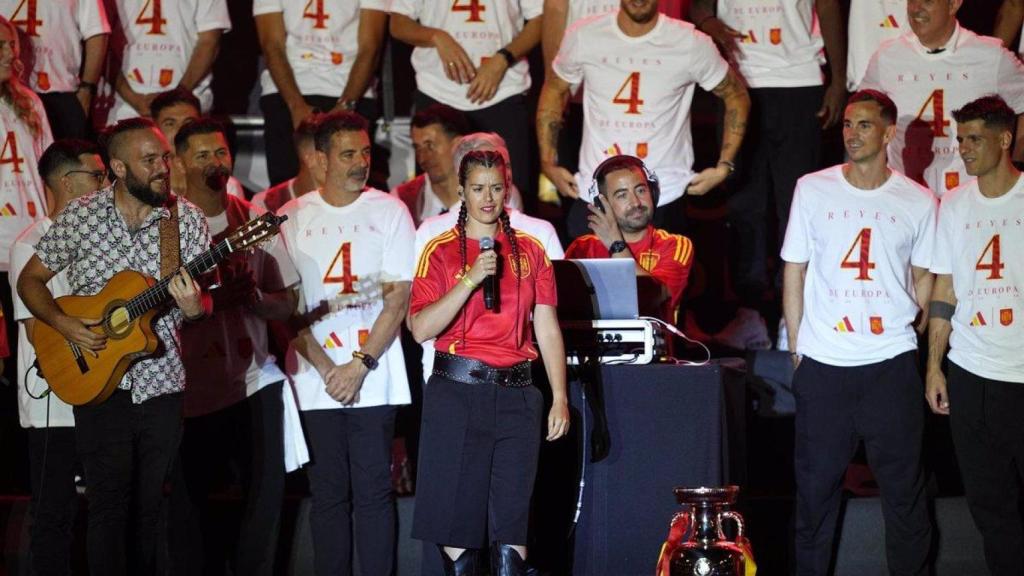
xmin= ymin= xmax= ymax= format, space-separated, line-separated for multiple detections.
xmin=16 ymin=117 xmax=211 ymax=576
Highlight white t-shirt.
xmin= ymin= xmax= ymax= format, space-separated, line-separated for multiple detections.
xmin=931 ymin=177 xmax=1024 ymax=383
xmin=10 ymin=218 xmax=74 ymax=428
xmin=253 ymin=0 xmax=388 ymax=98
xmin=279 ymin=188 xmax=415 ymax=410
xmin=108 ymin=0 xmax=232 ymax=122
xmin=717 ymin=0 xmax=824 ymax=88
xmin=567 ymin=0 xmax=617 ymax=26
xmin=0 ymin=0 xmax=111 ymax=93
xmin=413 ymin=204 xmax=564 ymax=376
xmin=553 ymin=13 xmax=729 ymax=206
xmin=781 ymin=165 xmax=937 ymax=367
xmin=846 ymin=0 xmax=904 ymax=90
xmin=390 ymin=0 xmax=542 ymax=111
xmin=0 ymin=95 xmax=51 ymax=271
xmin=181 ymin=202 xmax=299 ymax=418
xmin=859 ymin=26 xmax=1024 ymax=196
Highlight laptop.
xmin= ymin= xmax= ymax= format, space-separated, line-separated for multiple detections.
xmin=553 ymin=259 xmax=639 ymax=321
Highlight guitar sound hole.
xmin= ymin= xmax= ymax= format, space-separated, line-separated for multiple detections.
xmin=106 ymin=307 xmax=132 ymax=337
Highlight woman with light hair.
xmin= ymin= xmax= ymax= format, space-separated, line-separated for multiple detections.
xmin=0 ymin=15 xmax=52 ymax=357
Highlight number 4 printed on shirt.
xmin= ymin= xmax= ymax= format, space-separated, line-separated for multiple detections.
xmin=323 ymin=242 xmax=360 ymax=295
xmin=303 ymin=0 xmax=330 ymax=29
xmin=452 ymin=0 xmax=486 ymax=23
xmin=136 ymin=0 xmax=167 ymax=35
xmin=914 ymin=89 xmax=951 ymax=138
xmin=0 ymin=132 xmax=25 ymax=174
xmin=976 ymin=234 xmax=1005 ymax=280
xmin=841 ymin=228 xmax=876 ymax=281
xmin=10 ymin=0 xmax=42 ymax=38
xmin=613 ymin=72 xmax=644 ymax=115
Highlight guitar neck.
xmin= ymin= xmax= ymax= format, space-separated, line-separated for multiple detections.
xmin=125 ymin=239 xmax=232 ymax=317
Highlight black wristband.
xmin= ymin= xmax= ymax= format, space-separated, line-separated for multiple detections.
xmin=608 ymin=240 xmax=628 ymax=255
xmin=929 ymin=301 xmax=955 ymax=321
xmin=78 ymin=80 xmax=98 ymax=94
xmin=497 ymin=48 xmax=516 ymax=67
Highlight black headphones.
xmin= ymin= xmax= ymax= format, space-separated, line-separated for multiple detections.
xmin=588 ymin=154 xmax=661 ymax=207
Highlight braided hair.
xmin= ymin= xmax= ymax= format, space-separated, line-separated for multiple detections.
xmin=456 ymin=150 xmax=523 ymax=348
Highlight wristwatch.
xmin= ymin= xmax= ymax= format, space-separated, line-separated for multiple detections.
xmin=496 ymin=48 xmax=516 ymax=67
xmin=352 ymin=350 xmax=379 ymax=371
xmin=608 ymin=240 xmax=628 ymax=255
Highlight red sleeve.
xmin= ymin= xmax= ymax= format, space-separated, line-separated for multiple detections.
xmin=532 ymin=243 xmax=557 ymax=307
xmin=650 ymin=234 xmax=694 ymax=305
xmin=565 ymin=235 xmax=602 ymax=259
xmin=410 ymin=242 xmax=450 ymax=316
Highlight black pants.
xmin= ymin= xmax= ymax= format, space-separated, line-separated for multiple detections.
xmin=727 ymin=86 xmax=823 ymax=307
xmin=947 ymin=362 xmax=1024 ymax=574
xmin=414 ymin=91 xmax=532 ymax=201
xmin=28 ymin=426 xmax=78 ymax=576
xmin=260 ymin=93 xmax=384 ymax=188
xmin=793 ymin=352 xmax=931 ymax=576
xmin=168 ymin=381 xmax=286 ymax=576
xmin=73 ymin=390 xmax=183 ymax=576
xmin=412 ymin=374 xmax=543 ymax=548
xmin=38 ymin=92 xmax=89 ymax=140
xmin=302 ymin=405 xmax=398 ymax=576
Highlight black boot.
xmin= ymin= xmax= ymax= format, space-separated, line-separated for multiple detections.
xmin=440 ymin=546 xmax=484 ymax=576
xmin=490 ymin=542 xmax=528 ymax=576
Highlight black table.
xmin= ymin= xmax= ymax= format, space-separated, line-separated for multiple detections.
xmin=420 ymin=359 xmax=746 ymax=576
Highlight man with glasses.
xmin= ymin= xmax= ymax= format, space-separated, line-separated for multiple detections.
xmin=9 ymin=139 xmax=108 ymax=576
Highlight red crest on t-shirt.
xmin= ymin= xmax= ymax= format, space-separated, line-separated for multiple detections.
xmin=331 ymin=52 xmax=344 ymax=65
xmin=770 ymin=28 xmax=782 ymax=45
xmin=1001 ymin=308 xmax=1013 ymax=326
xmin=870 ymin=316 xmax=884 ymax=335
xmin=945 ymin=172 xmax=960 ymax=190
xmin=159 ymin=69 xmax=174 ymax=87
xmin=37 ymin=73 xmax=50 ymax=92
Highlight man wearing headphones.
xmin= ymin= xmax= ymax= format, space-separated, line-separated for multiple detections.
xmin=565 ymin=154 xmax=694 ymax=324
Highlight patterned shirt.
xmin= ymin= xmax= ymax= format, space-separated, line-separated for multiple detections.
xmin=34 ymin=186 xmax=211 ymax=403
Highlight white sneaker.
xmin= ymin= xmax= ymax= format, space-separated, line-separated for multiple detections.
xmin=713 ymin=307 xmax=772 ymax=350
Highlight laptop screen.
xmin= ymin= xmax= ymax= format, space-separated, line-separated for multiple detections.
xmin=553 ymin=259 xmax=639 ymax=321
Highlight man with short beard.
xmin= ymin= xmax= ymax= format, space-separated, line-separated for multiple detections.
xmin=17 ymin=117 xmax=210 ymax=576
xmin=170 ymin=118 xmax=301 ymax=574
xmin=565 ymin=154 xmax=693 ymax=325
xmin=782 ymin=90 xmax=936 ymax=576
xmin=278 ymin=111 xmax=414 ymax=576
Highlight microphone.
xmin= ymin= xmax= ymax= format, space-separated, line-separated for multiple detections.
xmin=480 ymin=236 xmax=498 ymax=311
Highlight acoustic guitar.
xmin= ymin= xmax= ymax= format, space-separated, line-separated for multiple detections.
xmin=32 ymin=212 xmax=288 ymax=406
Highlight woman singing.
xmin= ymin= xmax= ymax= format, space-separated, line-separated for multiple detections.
xmin=409 ymin=149 xmax=570 ymax=576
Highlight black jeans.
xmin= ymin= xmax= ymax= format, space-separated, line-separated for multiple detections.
xmin=38 ymin=92 xmax=89 ymax=140
xmin=793 ymin=352 xmax=931 ymax=576
xmin=259 ymin=93 xmax=384 ymax=189
xmin=947 ymin=362 xmax=1024 ymax=574
xmin=727 ymin=86 xmax=823 ymax=307
xmin=414 ymin=91 xmax=533 ymax=201
xmin=74 ymin=390 xmax=183 ymax=576
xmin=168 ymin=382 xmax=286 ymax=576
xmin=302 ymin=405 xmax=398 ymax=576
xmin=28 ymin=426 xmax=78 ymax=576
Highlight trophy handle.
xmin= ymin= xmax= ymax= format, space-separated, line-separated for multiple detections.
xmin=716 ymin=511 xmax=745 ymax=541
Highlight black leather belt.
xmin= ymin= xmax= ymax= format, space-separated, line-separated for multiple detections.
xmin=433 ymin=352 xmax=532 ymax=388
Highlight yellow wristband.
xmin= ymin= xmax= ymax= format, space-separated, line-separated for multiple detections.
xmin=460 ymin=275 xmax=477 ymax=290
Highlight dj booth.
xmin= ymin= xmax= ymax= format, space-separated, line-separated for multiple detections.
xmin=419 ymin=359 xmax=746 ymax=576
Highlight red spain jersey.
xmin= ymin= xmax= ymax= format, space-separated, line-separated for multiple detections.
xmin=411 ymin=228 xmax=557 ymax=368
xmin=565 ymin=226 xmax=694 ymax=320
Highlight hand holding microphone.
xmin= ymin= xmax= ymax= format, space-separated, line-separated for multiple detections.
xmin=467 ymin=236 xmax=500 ymax=311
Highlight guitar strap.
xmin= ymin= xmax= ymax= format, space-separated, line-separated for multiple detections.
xmin=159 ymin=197 xmax=181 ymax=279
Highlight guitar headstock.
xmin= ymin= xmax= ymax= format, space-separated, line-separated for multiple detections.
xmin=226 ymin=213 xmax=288 ymax=252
